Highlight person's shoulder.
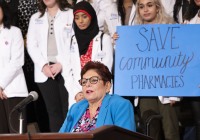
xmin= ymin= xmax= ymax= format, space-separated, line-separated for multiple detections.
xmin=8 ymin=26 xmax=22 ymax=34
xmin=62 ymin=8 xmax=73 ymax=14
xmin=105 ymin=94 xmax=132 ymax=110
xmin=108 ymin=94 xmax=130 ymax=104
xmin=108 ymin=94 xmax=133 ymax=110
xmin=10 ymin=26 xmax=20 ymax=30
xmin=60 ymin=8 xmax=73 ymax=19
xmin=96 ymin=31 xmax=111 ymax=40
xmin=28 ymin=12 xmax=44 ymax=23
xmin=31 ymin=12 xmax=41 ymax=18
xmin=98 ymin=31 xmax=109 ymax=37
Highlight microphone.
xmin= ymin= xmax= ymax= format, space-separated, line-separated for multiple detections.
xmin=12 ymin=91 xmax=39 ymax=112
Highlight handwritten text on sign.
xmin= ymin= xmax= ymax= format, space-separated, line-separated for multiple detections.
xmin=114 ymin=24 xmax=200 ymax=96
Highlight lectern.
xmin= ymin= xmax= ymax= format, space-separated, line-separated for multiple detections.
xmin=0 ymin=125 xmax=153 ymax=140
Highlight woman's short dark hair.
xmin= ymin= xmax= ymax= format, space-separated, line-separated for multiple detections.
xmin=38 ymin=0 xmax=71 ymax=17
xmin=0 ymin=1 xmax=11 ymax=29
xmin=81 ymin=61 xmax=112 ymax=84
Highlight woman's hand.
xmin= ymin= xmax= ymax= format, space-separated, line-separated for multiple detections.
xmin=42 ymin=64 xmax=54 ymax=79
xmin=50 ymin=63 xmax=62 ymax=78
xmin=112 ymin=32 xmax=119 ymax=40
xmin=169 ymin=100 xmax=176 ymax=106
xmin=112 ymin=32 xmax=119 ymax=45
xmin=0 ymin=88 xmax=7 ymax=100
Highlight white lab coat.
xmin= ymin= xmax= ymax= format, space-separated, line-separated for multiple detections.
xmin=67 ymin=31 xmax=114 ymax=105
xmin=0 ymin=26 xmax=28 ymax=98
xmin=128 ymin=4 xmax=136 ymax=25
xmin=103 ymin=2 xmax=136 ymax=36
xmin=185 ymin=11 xmax=199 ymax=24
xmin=160 ymin=0 xmax=176 ymax=18
xmin=27 ymin=8 xmax=73 ymax=81
xmin=177 ymin=6 xmax=184 ymax=23
xmin=27 ymin=9 xmax=75 ymax=106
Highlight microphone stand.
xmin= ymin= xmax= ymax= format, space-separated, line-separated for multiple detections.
xmin=9 ymin=108 xmax=24 ymax=134
xmin=19 ymin=111 xmax=24 ymax=134
xmin=9 ymin=91 xmax=39 ymax=134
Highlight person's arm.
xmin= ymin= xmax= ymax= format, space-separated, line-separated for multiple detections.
xmin=49 ymin=62 xmax=62 ymax=78
xmin=0 ymin=28 xmax=24 ymax=90
xmin=65 ymin=36 xmax=82 ymax=107
xmin=26 ymin=15 xmax=48 ymax=72
xmin=112 ymin=32 xmax=119 ymax=41
xmin=0 ymin=86 xmax=7 ymax=99
xmin=101 ymin=34 xmax=114 ymax=72
xmin=42 ymin=64 xmax=54 ymax=79
xmin=103 ymin=2 xmax=121 ymax=37
xmin=0 ymin=86 xmax=2 ymax=94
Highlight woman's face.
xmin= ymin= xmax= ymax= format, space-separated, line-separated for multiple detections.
xmin=43 ymin=0 xmax=58 ymax=8
xmin=74 ymin=12 xmax=91 ymax=30
xmin=81 ymin=69 xmax=111 ymax=104
xmin=138 ymin=0 xmax=158 ymax=24
xmin=0 ymin=7 xmax=3 ymax=25
xmin=194 ymin=0 xmax=200 ymax=6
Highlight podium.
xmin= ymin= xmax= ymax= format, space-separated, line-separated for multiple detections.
xmin=0 ymin=125 xmax=153 ymax=140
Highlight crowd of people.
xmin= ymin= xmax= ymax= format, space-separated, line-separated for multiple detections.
xmin=0 ymin=0 xmax=200 ymax=140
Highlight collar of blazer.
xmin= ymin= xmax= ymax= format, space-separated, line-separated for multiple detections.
xmin=190 ymin=13 xmax=199 ymax=24
xmin=70 ymin=94 xmax=111 ymax=131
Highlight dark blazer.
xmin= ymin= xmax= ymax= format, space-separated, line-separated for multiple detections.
xmin=59 ymin=94 xmax=136 ymax=132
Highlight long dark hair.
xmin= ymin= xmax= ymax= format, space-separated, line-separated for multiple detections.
xmin=117 ymin=0 xmax=136 ymax=25
xmin=173 ymin=0 xmax=182 ymax=23
xmin=184 ymin=0 xmax=199 ymax=21
xmin=71 ymin=0 xmax=77 ymax=8
xmin=0 ymin=1 xmax=11 ymax=29
xmin=38 ymin=0 xmax=71 ymax=17
xmin=173 ymin=0 xmax=190 ymax=23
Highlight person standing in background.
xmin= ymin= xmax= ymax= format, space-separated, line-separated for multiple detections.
xmin=116 ymin=0 xmax=136 ymax=26
xmin=112 ymin=0 xmax=136 ymax=43
xmin=173 ymin=0 xmax=190 ymax=23
xmin=134 ymin=0 xmax=180 ymax=140
xmin=1 ymin=0 xmax=51 ymax=133
xmin=18 ymin=0 xmax=51 ymax=132
xmin=68 ymin=1 xmax=114 ymax=101
xmin=75 ymin=0 xmax=121 ymax=37
xmin=27 ymin=0 xmax=73 ymax=132
xmin=184 ymin=1 xmax=200 ymax=139
xmin=0 ymin=1 xmax=28 ymax=133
